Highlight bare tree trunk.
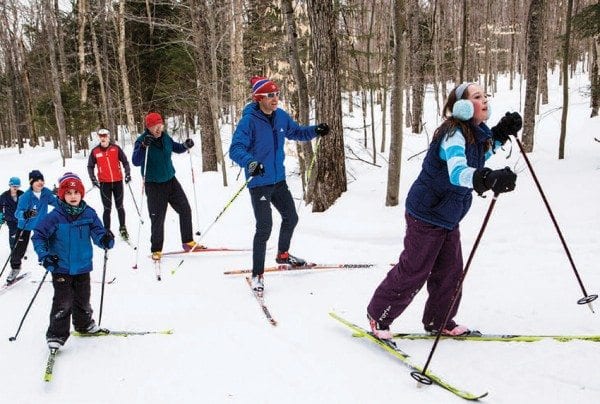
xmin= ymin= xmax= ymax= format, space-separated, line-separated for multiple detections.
xmin=45 ymin=0 xmax=70 ymax=162
xmin=591 ymin=36 xmax=599 ymax=117
xmin=559 ymin=0 xmax=573 ymax=160
xmin=53 ymin=0 xmax=68 ymax=83
xmin=19 ymin=39 xmax=38 ymax=146
xmin=459 ymin=0 xmax=467 ymax=82
xmin=386 ymin=0 xmax=406 ymax=207
xmin=117 ymin=0 xmax=137 ymax=139
xmin=78 ymin=0 xmax=88 ymax=104
xmin=306 ymin=0 xmax=346 ymax=212
xmin=282 ymin=0 xmax=313 ymax=197
xmin=522 ymin=0 xmax=544 ymax=153
xmin=230 ymin=0 xmax=245 ymax=129
xmin=90 ymin=8 xmax=109 ymax=127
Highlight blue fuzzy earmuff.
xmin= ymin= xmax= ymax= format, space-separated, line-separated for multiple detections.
xmin=452 ymin=82 xmax=474 ymax=121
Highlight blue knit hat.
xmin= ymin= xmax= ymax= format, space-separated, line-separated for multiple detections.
xmin=8 ymin=177 xmax=21 ymax=187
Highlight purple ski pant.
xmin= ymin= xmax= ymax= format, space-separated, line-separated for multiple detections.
xmin=367 ymin=213 xmax=464 ymax=331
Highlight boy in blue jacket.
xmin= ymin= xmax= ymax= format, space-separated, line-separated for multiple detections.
xmin=229 ymin=76 xmax=330 ymax=293
xmin=0 ymin=176 xmax=24 ymax=251
xmin=32 ymin=173 xmax=114 ymax=349
xmin=9 ymin=170 xmax=58 ymax=283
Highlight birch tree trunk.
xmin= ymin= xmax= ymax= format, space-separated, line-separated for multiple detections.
xmin=77 ymin=0 xmax=88 ymax=104
xmin=386 ymin=0 xmax=406 ymax=207
xmin=306 ymin=0 xmax=346 ymax=212
xmin=45 ymin=0 xmax=70 ymax=161
xmin=90 ymin=10 xmax=109 ymax=128
xmin=558 ymin=0 xmax=573 ymax=159
xmin=117 ymin=0 xmax=137 ymax=139
xmin=522 ymin=0 xmax=544 ymax=153
xmin=230 ymin=0 xmax=245 ymax=128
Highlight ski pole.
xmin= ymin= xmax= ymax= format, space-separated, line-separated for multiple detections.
xmin=9 ymin=269 xmax=49 ymax=341
xmin=98 ymin=248 xmax=108 ymax=327
xmin=126 ymin=182 xmax=143 ymax=222
xmin=0 ymin=228 xmax=26 ymax=279
xmin=188 ymin=150 xmax=202 ymax=236
xmin=515 ymin=137 xmax=597 ymax=311
xmin=411 ymin=193 xmax=500 ymax=387
xmin=133 ymin=146 xmax=150 ymax=269
xmin=197 ymin=176 xmax=252 ymax=244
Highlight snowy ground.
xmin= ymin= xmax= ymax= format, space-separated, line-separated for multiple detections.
xmin=1 ymin=70 xmax=599 ymax=404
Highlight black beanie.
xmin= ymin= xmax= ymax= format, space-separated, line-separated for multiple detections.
xmin=29 ymin=170 xmax=44 ymax=185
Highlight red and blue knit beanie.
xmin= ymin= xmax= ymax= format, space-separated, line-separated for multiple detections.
xmin=251 ymin=76 xmax=279 ymax=101
xmin=58 ymin=172 xmax=85 ymax=200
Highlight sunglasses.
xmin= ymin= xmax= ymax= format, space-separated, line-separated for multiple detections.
xmin=257 ymin=92 xmax=280 ymax=99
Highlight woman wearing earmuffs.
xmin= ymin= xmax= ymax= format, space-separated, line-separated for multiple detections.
xmin=366 ymin=82 xmax=522 ymax=339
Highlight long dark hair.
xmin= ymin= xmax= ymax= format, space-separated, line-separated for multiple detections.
xmin=433 ymin=85 xmax=478 ymax=145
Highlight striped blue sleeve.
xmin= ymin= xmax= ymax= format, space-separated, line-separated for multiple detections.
xmin=439 ymin=129 xmax=476 ymax=188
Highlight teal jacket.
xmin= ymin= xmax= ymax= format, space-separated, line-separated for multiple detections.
xmin=132 ymin=130 xmax=187 ymax=183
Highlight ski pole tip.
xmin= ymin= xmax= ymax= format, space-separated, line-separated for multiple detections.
xmin=8 ymin=336 xmax=16 ymax=341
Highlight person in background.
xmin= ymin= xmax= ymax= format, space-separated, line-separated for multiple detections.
xmin=87 ymin=128 xmax=132 ymax=240
xmin=9 ymin=170 xmax=58 ymax=284
xmin=32 ymin=172 xmax=114 ymax=349
xmin=366 ymin=82 xmax=521 ymax=339
xmin=0 ymin=177 xmax=24 ymax=250
xmin=131 ymin=112 xmax=196 ymax=261
xmin=229 ymin=76 xmax=331 ymax=293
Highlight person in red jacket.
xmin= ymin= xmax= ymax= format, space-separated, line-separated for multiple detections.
xmin=87 ymin=128 xmax=132 ymax=240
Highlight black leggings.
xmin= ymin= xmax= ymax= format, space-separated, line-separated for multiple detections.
xmin=99 ymin=181 xmax=125 ymax=230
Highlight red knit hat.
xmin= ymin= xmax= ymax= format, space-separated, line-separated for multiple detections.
xmin=58 ymin=172 xmax=85 ymax=200
xmin=145 ymin=112 xmax=163 ymax=128
xmin=251 ymin=76 xmax=279 ymax=101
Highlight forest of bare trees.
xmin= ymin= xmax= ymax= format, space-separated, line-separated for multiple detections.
xmin=0 ymin=1 xmax=598 ymax=210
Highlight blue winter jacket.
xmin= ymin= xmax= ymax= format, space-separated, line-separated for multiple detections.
xmin=229 ymin=103 xmax=317 ymax=188
xmin=131 ymin=130 xmax=187 ymax=183
xmin=15 ymin=187 xmax=58 ymax=230
xmin=0 ymin=189 xmax=24 ymax=224
xmin=32 ymin=201 xmax=111 ymax=275
xmin=405 ymin=123 xmax=492 ymax=230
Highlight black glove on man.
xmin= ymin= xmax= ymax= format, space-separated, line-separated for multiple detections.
xmin=491 ymin=112 xmax=522 ymax=145
xmin=23 ymin=209 xmax=37 ymax=219
xmin=315 ymin=123 xmax=330 ymax=136
xmin=473 ymin=167 xmax=517 ymax=195
xmin=142 ymin=135 xmax=155 ymax=147
xmin=248 ymin=161 xmax=265 ymax=177
xmin=100 ymin=230 xmax=115 ymax=249
xmin=42 ymin=255 xmax=59 ymax=270
xmin=184 ymin=138 xmax=194 ymax=149
xmin=124 ymin=174 xmax=131 ymax=184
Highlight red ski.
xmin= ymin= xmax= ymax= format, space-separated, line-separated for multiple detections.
xmin=224 ymin=263 xmax=374 ymax=275
xmin=159 ymin=247 xmax=251 ymax=257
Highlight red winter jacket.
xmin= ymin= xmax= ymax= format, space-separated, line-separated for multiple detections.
xmin=87 ymin=143 xmax=131 ymax=183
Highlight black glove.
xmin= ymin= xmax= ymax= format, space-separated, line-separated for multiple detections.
xmin=142 ymin=135 xmax=155 ymax=147
xmin=184 ymin=138 xmax=194 ymax=149
xmin=473 ymin=167 xmax=517 ymax=195
xmin=248 ymin=161 xmax=265 ymax=177
xmin=100 ymin=230 xmax=115 ymax=249
xmin=23 ymin=209 xmax=37 ymax=219
xmin=91 ymin=178 xmax=100 ymax=188
xmin=42 ymin=254 xmax=59 ymax=270
xmin=52 ymin=185 xmax=58 ymax=195
xmin=491 ymin=112 xmax=522 ymax=145
xmin=315 ymin=123 xmax=330 ymax=136
xmin=124 ymin=174 xmax=131 ymax=184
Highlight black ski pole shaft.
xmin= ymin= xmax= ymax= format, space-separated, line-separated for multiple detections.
xmin=127 ymin=182 xmax=142 ymax=220
xmin=98 ymin=249 xmax=108 ymax=327
xmin=0 ymin=228 xmax=25 ymax=278
xmin=411 ymin=193 xmax=499 ymax=386
xmin=9 ymin=270 xmax=49 ymax=341
xmin=197 ymin=177 xmax=252 ymax=244
xmin=188 ymin=150 xmax=202 ymax=236
xmin=515 ymin=138 xmax=597 ymax=311
xmin=133 ymin=146 xmax=150 ymax=269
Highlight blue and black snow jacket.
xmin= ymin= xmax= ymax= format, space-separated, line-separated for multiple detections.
xmin=32 ymin=201 xmax=111 ymax=275
xmin=15 ymin=187 xmax=58 ymax=230
xmin=405 ymin=123 xmax=492 ymax=230
xmin=229 ymin=102 xmax=317 ymax=188
xmin=0 ymin=189 xmax=24 ymax=225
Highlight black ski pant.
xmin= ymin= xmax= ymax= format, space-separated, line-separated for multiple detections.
xmin=145 ymin=177 xmax=193 ymax=253
xmin=10 ymin=228 xmax=30 ymax=269
xmin=249 ymin=180 xmax=298 ymax=277
xmin=99 ymin=181 xmax=125 ymax=230
xmin=46 ymin=272 xmax=94 ymax=343
xmin=7 ymin=220 xmax=18 ymax=250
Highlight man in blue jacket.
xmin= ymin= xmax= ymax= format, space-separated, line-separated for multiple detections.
xmin=9 ymin=170 xmax=58 ymax=283
xmin=131 ymin=112 xmax=196 ymax=260
xmin=229 ymin=76 xmax=330 ymax=293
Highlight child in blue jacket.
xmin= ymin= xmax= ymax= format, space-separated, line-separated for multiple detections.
xmin=8 ymin=170 xmax=58 ymax=283
xmin=32 ymin=172 xmax=114 ymax=349
xmin=0 ymin=176 xmax=24 ymax=251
